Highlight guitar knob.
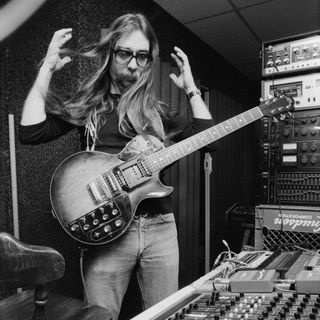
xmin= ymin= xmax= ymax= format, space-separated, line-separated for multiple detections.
xmin=112 ymin=209 xmax=118 ymax=216
xmin=93 ymin=219 xmax=99 ymax=226
xmin=104 ymin=225 xmax=111 ymax=233
xmin=115 ymin=219 xmax=123 ymax=227
xmin=83 ymin=224 xmax=90 ymax=231
xmin=71 ymin=224 xmax=79 ymax=232
xmin=102 ymin=214 xmax=109 ymax=221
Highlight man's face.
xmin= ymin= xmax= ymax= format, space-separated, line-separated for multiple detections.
xmin=110 ymin=30 xmax=150 ymax=93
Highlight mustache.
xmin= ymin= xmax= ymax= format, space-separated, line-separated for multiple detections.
xmin=118 ymin=72 xmax=139 ymax=82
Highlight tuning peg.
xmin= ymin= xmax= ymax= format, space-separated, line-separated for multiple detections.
xmin=272 ymin=117 xmax=278 ymax=123
xmin=279 ymin=114 xmax=286 ymax=121
xmin=286 ymin=111 xmax=293 ymax=118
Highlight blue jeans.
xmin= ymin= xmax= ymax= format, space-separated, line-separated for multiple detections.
xmin=84 ymin=212 xmax=179 ymax=320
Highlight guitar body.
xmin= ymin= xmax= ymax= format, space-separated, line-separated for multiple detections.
xmin=50 ymin=135 xmax=173 ymax=245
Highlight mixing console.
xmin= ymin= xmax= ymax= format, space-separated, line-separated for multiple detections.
xmin=157 ymin=292 xmax=320 ymax=320
xmin=131 ymin=250 xmax=320 ymax=320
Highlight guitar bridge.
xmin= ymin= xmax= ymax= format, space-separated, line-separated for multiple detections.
xmin=87 ymin=172 xmax=121 ymax=205
xmin=114 ymin=158 xmax=152 ymax=191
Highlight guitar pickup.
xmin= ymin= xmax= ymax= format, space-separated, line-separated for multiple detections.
xmin=114 ymin=158 xmax=152 ymax=191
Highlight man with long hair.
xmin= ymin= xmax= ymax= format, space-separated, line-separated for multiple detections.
xmin=19 ymin=13 xmax=215 ymax=320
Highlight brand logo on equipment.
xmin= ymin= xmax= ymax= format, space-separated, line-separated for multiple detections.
xmin=264 ymin=211 xmax=320 ymax=233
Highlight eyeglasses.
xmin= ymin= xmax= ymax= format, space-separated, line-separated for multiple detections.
xmin=113 ymin=48 xmax=151 ymax=68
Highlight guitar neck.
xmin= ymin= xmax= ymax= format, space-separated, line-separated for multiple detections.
xmin=146 ymin=106 xmax=263 ymax=172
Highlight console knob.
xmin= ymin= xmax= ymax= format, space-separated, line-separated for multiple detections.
xmin=275 ymin=59 xmax=281 ymax=65
xmin=297 ymin=307 xmax=303 ymax=313
xmin=310 ymin=129 xmax=317 ymax=136
xmin=280 ymin=311 xmax=286 ymax=318
xmin=301 ymin=143 xmax=308 ymax=152
xmin=267 ymin=60 xmax=274 ymax=67
xmin=301 ymin=129 xmax=307 ymax=136
xmin=310 ymin=143 xmax=317 ymax=151
xmin=283 ymin=130 xmax=290 ymax=137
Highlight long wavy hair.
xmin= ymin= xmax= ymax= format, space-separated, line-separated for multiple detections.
xmin=46 ymin=13 xmax=169 ymax=140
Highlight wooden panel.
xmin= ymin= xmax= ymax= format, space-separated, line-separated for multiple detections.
xmin=191 ymin=149 xmax=201 ymax=275
xmin=153 ymin=57 xmax=161 ymax=100
xmin=161 ymin=62 xmax=171 ymax=105
xmin=169 ymin=66 xmax=180 ymax=216
xmin=177 ymin=89 xmax=189 ymax=285
xmin=170 ymin=67 xmax=180 ymax=110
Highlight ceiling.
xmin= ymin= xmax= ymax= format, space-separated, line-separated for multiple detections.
xmin=154 ymin=0 xmax=320 ymax=82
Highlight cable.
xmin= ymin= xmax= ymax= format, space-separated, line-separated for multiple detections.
xmin=222 ymin=239 xmax=232 ymax=260
xmin=79 ymin=246 xmax=88 ymax=304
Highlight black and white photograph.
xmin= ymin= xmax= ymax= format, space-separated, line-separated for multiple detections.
xmin=0 ymin=0 xmax=320 ymax=319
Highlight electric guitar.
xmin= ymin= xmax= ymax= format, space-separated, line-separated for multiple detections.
xmin=50 ymin=95 xmax=294 ymax=245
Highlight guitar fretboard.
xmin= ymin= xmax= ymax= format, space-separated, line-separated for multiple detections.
xmin=145 ymin=106 xmax=263 ymax=172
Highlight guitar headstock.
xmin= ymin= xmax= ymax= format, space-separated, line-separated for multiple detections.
xmin=258 ymin=94 xmax=295 ymax=119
